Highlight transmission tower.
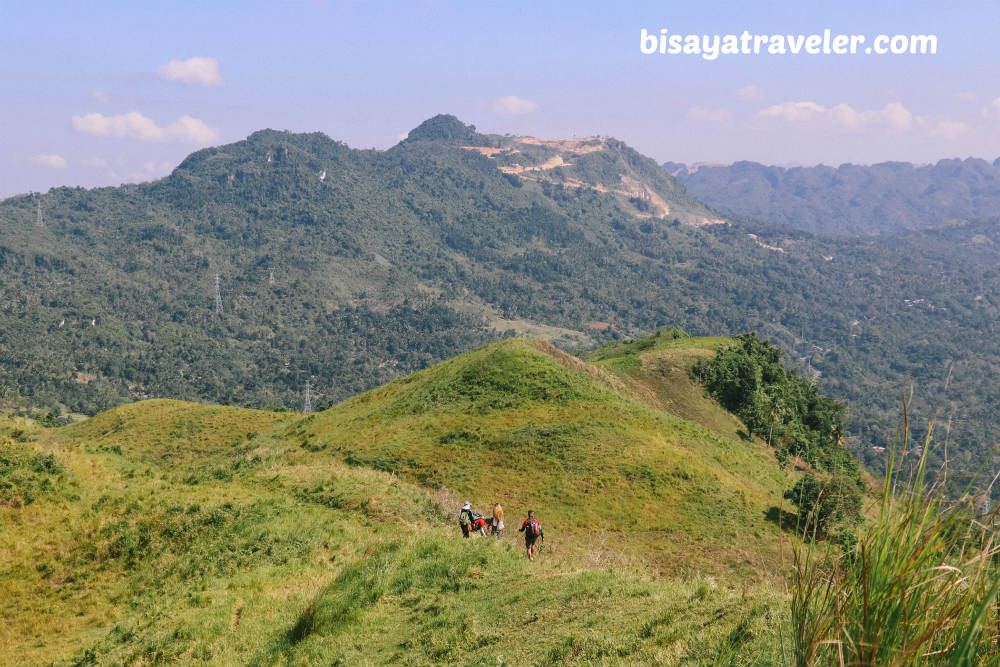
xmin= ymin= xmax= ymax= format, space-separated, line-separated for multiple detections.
xmin=303 ymin=379 xmax=312 ymax=412
xmin=214 ymin=274 xmax=223 ymax=314
xmin=146 ymin=197 xmax=153 ymax=216
xmin=268 ymin=267 xmax=275 ymax=285
xmin=36 ymin=195 xmax=43 ymax=228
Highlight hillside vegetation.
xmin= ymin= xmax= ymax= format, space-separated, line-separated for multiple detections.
xmin=1 ymin=335 xmax=801 ymax=666
xmin=2 ymin=114 xmax=998 ymax=489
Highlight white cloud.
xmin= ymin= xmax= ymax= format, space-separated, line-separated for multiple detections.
xmin=165 ymin=115 xmax=220 ymax=144
xmin=982 ymin=97 xmax=1000 ymax=119
xmin=491 ymin=95 xmax=539 ymax=116
xmin=873 ymin=102 xmax=914 ymax=131
xmin=71 ymin=111 xmax=219 ymax=144
xmin=754 ymin=100 xmax=979 ymax=144
xmin=686 ymin=105 xmax=733 ymax=124
xmin=757 ymin=101 xmax=825 ymax=123
xmin=29 ymin=154 xmax=68 ymax=168
xmin=72 ymin=111 xmax=164 ymax=140
xmin=82 ymin=156 xmax=108 ymax=168
xmin=757 ymin=101 xmax=913 ymax=131
xmin=928 ymin=120 xmax=969 ymax=140
xmin=156 ymin=56 xmax=224 ymax=86
xmin=734 ymin=85 xmax=765 ymax=101
xmin=954 ymin=91 xmax=978 ymax=102
xmin=92 ymin=90 xmax=109 ymax=104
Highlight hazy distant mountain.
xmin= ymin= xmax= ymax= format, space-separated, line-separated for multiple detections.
xmin=670 ymin=158 xmax=1000 ymax=235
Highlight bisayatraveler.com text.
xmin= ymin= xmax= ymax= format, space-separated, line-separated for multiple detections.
xmin=640 ymin=29 xmax=938 ymax=60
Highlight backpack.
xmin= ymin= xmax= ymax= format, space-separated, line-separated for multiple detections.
xmin=527 ymin=518 xmax=541 ymax=537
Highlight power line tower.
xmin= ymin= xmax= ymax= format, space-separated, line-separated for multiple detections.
xmin=214 ymin=274 xmax=223 ymax=314
xmin=146 ymin=197 xmax=153 ymax=216
xmin=303 ymin=379 xmax=312 ymax=412
xmin=268 ymin=267 xmax=275 ymax=285
xmin=36 ymin=194 xmax=43 ymax=228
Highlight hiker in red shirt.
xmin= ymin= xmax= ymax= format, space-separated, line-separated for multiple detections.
xmin=518 ymin=510 xmax=544 ymax=561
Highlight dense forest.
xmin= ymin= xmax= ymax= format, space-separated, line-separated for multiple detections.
xmin=1 ymin=115 xmax=998 ymax=483
xmin=669 ymin=158 xmax=1000 ymax=235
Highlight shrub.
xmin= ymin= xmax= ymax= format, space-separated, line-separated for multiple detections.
xmin=783 ymin=473 xmax=862 ymax=539
xmin=0 ymin=442 xmax=66 ymax=505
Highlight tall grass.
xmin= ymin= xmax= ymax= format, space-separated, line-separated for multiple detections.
xmin=790 ymin=398 xmax=1000 ymax=666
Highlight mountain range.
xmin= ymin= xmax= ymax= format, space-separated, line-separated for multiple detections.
xmin=1 ymin=114 xmax=998 ymax=481
xmin=668 ymin=158 xmax=1000 ymax=235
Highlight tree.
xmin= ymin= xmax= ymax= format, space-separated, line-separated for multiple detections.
xmin=784 ymin=473 xmax=862 ymax=539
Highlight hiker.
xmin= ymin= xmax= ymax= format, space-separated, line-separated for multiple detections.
xmin=518 ymin=510 xmax=544 ymax=560
xmin=469 ymin=511 xmax=488 ymax=536
xmin=457 ymin=501 xmax=475 ymax=538
xmin=492 ymin=503 xmax=505 ymax=541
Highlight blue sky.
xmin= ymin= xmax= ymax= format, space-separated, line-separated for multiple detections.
xmin=3 ymin=0 xmax=999 ymax=197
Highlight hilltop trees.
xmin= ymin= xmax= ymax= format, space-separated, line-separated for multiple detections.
xmin=697 ymin=334 xmax=853 ymax=476
xmin=698 ymin=334 xmax=864 ymax=544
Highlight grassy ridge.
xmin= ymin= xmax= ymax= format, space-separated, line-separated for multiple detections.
xmin=285 ymin=338 xmax=791 ymax=576
xmin=1 ymin=335 xmax=797 ymax=665
xmin=257 ymin=535 xmax=785 ymax=666
xmin=582 ymin=328 xmax=739 ymax=440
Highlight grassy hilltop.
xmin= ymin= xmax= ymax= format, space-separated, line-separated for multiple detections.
xmin=1 ymin=332 xmax=802 ymax=666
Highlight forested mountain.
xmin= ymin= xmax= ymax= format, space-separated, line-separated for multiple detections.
xmin=670 ymin=158 xmax=1000 ymax=235
xmin=1 ymin=114 xmax=998 ymax=480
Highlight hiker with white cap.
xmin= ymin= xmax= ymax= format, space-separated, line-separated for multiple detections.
xmin=457 ymin=501 xmax=476 ymax=538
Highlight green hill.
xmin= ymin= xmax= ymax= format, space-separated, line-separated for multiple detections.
xmin=283 ymin=337 xmax=791 ymax=576
xmin=1 ymin=335 xmax=800 ymax=666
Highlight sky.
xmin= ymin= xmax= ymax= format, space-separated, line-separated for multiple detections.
xmin=3 ymin=0 xmax=1000 ymax=197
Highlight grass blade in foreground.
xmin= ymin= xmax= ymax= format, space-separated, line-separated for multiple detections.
xmin=791 ymin=408 xmax=1000 ymax=666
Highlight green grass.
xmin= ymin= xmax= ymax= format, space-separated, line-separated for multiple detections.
xmin=1 ymin=335 xmax=798 ymax=665
xmin=0 ymin=427 xmax=70 ymax=507
xmin=585 ymin=332 xmax=747 ymax=443
xmin=582 ymin=327 xmax=729 ymax=367
xmin=285 ymin=338 xmax=792 ymax=576
xmin=790 ymin=409 xmax=1000 ymax=666
xmin=256 ymin=535 xmax=785 ymax=667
